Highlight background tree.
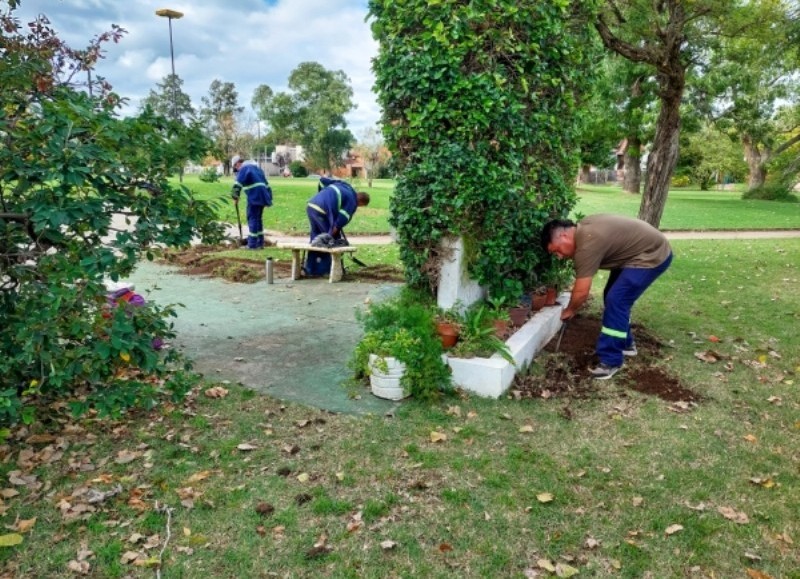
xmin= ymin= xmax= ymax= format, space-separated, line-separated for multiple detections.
xmin=696 ymin=2 xmax=799 ymax=195
xmin=593 ymin=0 xmax=773 ymax=226
xmin=253 ymin=62 xmax=356 ymax=173
xmin=354 ymin=128 xmax=390 ymax=187
xmin=370 ymin=0 xmax=596 ymax=300
xmin=140 ymin=73 xmax=194 ymax=121
xmin=0 ymin=7 xmax=224 ymax=424
xmin=199 ymin=79 xmax=244 ymax=174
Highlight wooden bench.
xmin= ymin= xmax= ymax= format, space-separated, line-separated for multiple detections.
xmin=276 ymin=242 xmax=358 ymax=283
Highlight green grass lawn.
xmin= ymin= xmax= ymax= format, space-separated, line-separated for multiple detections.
xmin=2 ymin=238 xmax=798 ymax=577
xmin=180 ymin=175 xmax=800 ymax=236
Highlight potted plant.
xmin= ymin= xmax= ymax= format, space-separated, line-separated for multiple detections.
xmin=487 ymin=295 xmax=511 ymax=338
xmin=531 ymin=286 xmax=548 ymax=311
xmin=434 ymin=308 xmax=462 ymax=349
xmin=350 ymin=294 xmax=452 ymax=401
xmin=449 ymin=304 xmax=513 ymax=363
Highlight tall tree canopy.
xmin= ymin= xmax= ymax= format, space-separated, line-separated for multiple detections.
xmin=199 ymin=79 xmax=243 ymax=173
xmin=594 ymin=0 xmax=778 ymax=226
xmin=140 ymin=73 xmax=195 ymax=122
xmin=253 ymin=62 xmax=356 ymax=172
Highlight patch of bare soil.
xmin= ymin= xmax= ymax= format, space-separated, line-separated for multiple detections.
xmin=160 ymin=245 xmax=403 ymax=284
xmin=512 ymin=315 xmax=703 ymax=403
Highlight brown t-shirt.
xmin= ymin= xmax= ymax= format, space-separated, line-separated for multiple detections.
xmin=573 ymin=214 xmax=671 ymax=278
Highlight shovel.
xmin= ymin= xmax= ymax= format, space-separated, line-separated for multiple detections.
xmin=554 ymin=320 xmax=568 ymax=353
xmin=234 ymin=199 xmax=248 ymax=246
xmin=340 ymin=231 xmax=368 ymax=267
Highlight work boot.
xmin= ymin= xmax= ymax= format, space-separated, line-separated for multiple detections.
xmin=589 ymin=363 xmax=622 ymax=380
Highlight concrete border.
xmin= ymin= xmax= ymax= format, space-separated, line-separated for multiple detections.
xmin=445 ymin=293 xmax=568 ymax=398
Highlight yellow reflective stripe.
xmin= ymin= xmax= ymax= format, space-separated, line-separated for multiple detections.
xmin=307 ymin=203 xmax=326 ymax=215
xmin=242 ymin=181 xmax=267 ymax=191
xmin=330 ymin=184 xmax=342 ymax=211
xmin=339 ymin=208 xmax=351 ymax=221
xmin=601 ymin=326 xmax=628 ymax=339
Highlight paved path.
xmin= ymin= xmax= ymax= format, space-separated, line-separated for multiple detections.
xmin=251 ymin=228 xmax=800 ymax=246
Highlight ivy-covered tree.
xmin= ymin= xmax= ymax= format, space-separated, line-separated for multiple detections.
xmin=0 ymin=7 xmax=225 ymax=424
xmin=369 ymin=0 xmax=596 ymax=300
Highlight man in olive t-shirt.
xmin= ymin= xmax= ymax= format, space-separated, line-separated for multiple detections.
xmin=540 ymin=214 xmax=673 ymax=379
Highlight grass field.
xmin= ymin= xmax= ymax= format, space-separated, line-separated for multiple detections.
xmin=1 ymin=235 xmax=798 ymax=577
xmin=181 ymin=175 xmax=800 ymax=236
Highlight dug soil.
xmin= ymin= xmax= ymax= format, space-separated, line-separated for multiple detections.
xmin=160 ymin=244 xmax=404 ymax=284
xmin=513 ymin=315 xmax=703 ymax=405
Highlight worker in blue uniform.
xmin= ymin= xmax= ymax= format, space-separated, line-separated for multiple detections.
xmin=305 ymin=177 xmax=370 ymax=275
xmin=231 ymin=155 xmax=273 ymax=249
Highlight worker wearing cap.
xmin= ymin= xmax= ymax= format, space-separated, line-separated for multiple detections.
xmin=541 ymin=214 xmax=672 ymax=380
xmin=304 ymin=177 xmax=370 ymax=275
xmin=231 ymin=155 xmax=273 ymax=249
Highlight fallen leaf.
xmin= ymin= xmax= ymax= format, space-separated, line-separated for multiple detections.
xmin=67 ymin=560 xmax=90 ymax=574
xmin=438 ymin=542 xmax=453 ymax=553
xmin=746 ymin=569 xmax=774 ymax=579
xmin=120 ymin=551 xmax=142 ymax=565
xmin=519 ymin=424 xmax=534 ymax=433
xmin=743 ymin=434 xmax=757 ymax=443
xmin=14 ymin=518 xmax=36 ymax=533
xmin=585 ymin=537 xmax=600 ymax=549
xmin=186 ymin=470 xmax=213 ymax=483
xmin=380 ymin=540 xmax=397 ymax=550
xmin=296 ymin=473 xmax=309 ymax=483
xmin=115 ymin=450 xmax=141 ymax=464
xmin=536 ymin=492 xmax=554 ymax=503
xmin=0 ymin=533 xmax=23 ymax=547
xmin=694 ymin=350 xmax=720 ymax=363
xmin=555 ymin=563 xmax=580 ymax=578
xmin=445 ymin=406 xmax=461 ymax=417
xmin=664 ymin=524 xmax=684 ymax=535
xmin=204 ymin=386 xmax=228 ymax=399
xmin=537 ymin=559 xmax=556 ymax=572
xmin=708 ymin=335 xmax=720 ymax=342
xmin=717 ymin=505 xmax=749 ymax=524
xmin=0 ymin=489 xmax=19 ymax=499
xmin=632 ymin=496 xmax=644 ymax=507
xmin=429 ymin=431 xmax=447 ymax=443
xmin=237 ymin=443 xmax=257 ymax=451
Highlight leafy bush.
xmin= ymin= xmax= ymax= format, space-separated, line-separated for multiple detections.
xmin=289 ymin=161 xmax=308 ymax=178
xmin=0 ymin=8 xmax=225 ymax=425
xmin=742 ymin=183 xmax=799 ymax=202
xmin=350 ymin=292 xmax=452 ymax=401
xmin=670 ymin=175 xmax=692 ymax=188
xmin=198 ymin=166 xmax=220 ymax=183
xmin=369 ymin=1 xmax=596 ymax=302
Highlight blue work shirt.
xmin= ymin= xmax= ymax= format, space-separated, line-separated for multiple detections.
xmin=307 ymin=178 xmax=358 ymax=232
xmin=232 ymin=161 xmax=272 ymax=207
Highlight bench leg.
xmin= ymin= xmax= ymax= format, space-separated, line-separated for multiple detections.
xmin=290 ymin=250 xmax=301 ymax=280
xmin=329 ymin=255 xmax=344 ymax=283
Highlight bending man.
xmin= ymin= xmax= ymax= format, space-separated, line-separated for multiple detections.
xmin=305 ymin=177 xmax=370 ymax=276
xmin=541 ymin=214 xmax=673 ymax=379
xmin=231 ymin=155 xmax=273 ymax=249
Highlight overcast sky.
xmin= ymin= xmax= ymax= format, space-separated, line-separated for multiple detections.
xmin=12 ymin=0 xmax=380 ymax=136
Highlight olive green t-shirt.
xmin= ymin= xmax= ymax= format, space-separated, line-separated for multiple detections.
xmin=573 ymin=214 xmax=671 ymax=278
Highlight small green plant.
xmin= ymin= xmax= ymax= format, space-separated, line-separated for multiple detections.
xmin=198 ymin=166 xmax=220 ymax=183
xmin=288 ymin=161 xmax=308 ymax=177
xmin=350 ymin=292 xmax=452 ymax=401
xmin=449 ymin=304 xmax=513 ymax=363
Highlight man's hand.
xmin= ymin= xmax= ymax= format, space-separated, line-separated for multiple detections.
xmin=560 ymin=308 xmax=576 ymax=321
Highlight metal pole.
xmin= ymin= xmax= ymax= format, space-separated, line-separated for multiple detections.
xmin=168 ymin=16 xmax=177 ymax=120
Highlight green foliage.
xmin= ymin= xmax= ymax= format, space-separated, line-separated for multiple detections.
xmin=253 ymin=62 xmax=356 ymax=172
xmin=670 ymin=175 xmax=692 ymax=188
xmin=288 ymin=161 xmax=308 ymax=178
xmin=350 ymin=292 xmax=452 ymax=401
xmin=449 ymin=304 xmax=512 ymax=363
xmin=741 ymin=183 xmax=798 ymax=202
xmin=0 ymin=8 xmax=225 ymax=424
xmin=198 ymin=166 xmax=221 ymax=183
xmin=369 ymin=1 xmax=595 ymax=302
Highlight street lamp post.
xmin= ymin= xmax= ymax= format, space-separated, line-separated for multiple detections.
xmin=155 ymin=8 xmax=184 ymax=121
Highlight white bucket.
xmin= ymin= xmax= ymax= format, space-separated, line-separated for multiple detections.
xmin=368 ymin=354 xmax=408 ymax=401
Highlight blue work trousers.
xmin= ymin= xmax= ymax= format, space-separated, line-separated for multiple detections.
xmin=597 ymin=252 xmax=673 ymax=367
xmin=305 ymin=206 xmax=332 ymax=275
xmin=246 ymin=203 xmax=265 ymax=248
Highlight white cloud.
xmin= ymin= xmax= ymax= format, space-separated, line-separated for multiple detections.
xmin=12 ymin=0 xmax=380 ymax=134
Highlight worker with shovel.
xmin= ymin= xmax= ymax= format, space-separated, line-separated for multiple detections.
xmin=231 ymin=155 xmax=272 ymax=249
xmin=541 ymin=215 xmax=672 ymax=380
xmin=304 ymin=177 xmax=370 ymax=276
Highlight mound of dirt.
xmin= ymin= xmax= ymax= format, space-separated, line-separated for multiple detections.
xmin=160 ymin=245 xmax=403 ymax=284
xmin=512 ymin=315 xmax=702 ymax=403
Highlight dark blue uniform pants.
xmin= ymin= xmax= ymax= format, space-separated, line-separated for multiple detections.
xmin=246 ymin=203 xmax=265 ymax=248
xmin=597 ymin=252 xmax=673 ymax=367
xmin=305 ymin=206 xmax=332 ymax=275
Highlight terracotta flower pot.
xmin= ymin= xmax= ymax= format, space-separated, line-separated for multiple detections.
xmin=435 ymin=321 xmax=459 ymax=349
xmin=493 ymin=318 xmax=509 ymax=339
xmin=545 ymin=286 xmax=558 ymax=306
xmin=508 ymin=305 xmax=529 ymax=327
xmin=531 ymin=293 xmax=547 ymax=312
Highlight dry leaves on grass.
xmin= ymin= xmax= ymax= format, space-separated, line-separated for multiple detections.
xmin=204 ymin=386 xmax=229 ymax=399
xmin=717 ymin=505 xmax=749 ymax=524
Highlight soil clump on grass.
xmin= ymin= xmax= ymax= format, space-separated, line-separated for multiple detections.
xmin=160 ymin=244 xmax=403 ymax=283
xmin=513 ymin=315 xmax=702 ymax=403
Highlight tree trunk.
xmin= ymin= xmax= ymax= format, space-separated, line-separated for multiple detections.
xmin=579 ymin=164 xmax=591 ymax=184
xmin=622 ymin=135 xmax=641 ymax=194
xmin=639 ymin=72 xmax=684 ymax=227
xmin=742 ymin=135 xmax=768 ymax=191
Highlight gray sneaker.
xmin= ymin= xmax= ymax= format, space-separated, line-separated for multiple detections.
xmin=589 ymin=363 xmax=622 ymax=380
xmin=622 ymin=344 xmax=637 ymax=357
